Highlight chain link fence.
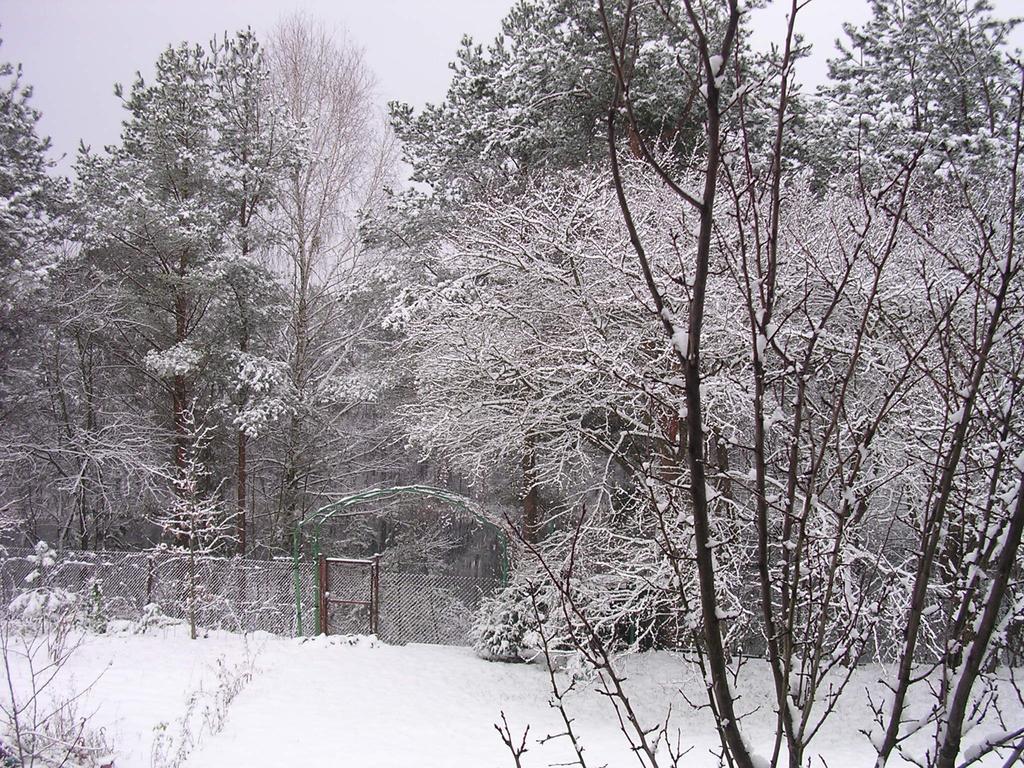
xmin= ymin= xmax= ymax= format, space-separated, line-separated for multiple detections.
xmin=0 ymin=548 xmax=497 ymax=646
xmin=0 ymin=548 xmax=314 ymax=636
xmin=378 ymin=569 xmax=494 ymax=646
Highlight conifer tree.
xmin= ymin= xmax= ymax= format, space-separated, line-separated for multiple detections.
xmin=0 ymin=43 xmax=65 ymax=422
xmin=75 ymin=33 xmax=299 ymax=549
xmin=811 ymin=0 xmax=1018 ymax=183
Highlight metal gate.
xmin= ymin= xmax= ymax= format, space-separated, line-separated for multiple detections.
xmin=314 ymin=555 xmax=499 ymax=644
xmin=317 ymin=555 xmax=380 ymax=636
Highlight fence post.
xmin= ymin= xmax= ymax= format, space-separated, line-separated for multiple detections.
xmin=293 ymin=559 xmax=303 ymax=637
xmin=145 ymin=553 xmax=155 ymax=608
xmin=292 ymin=521 xmax=304 ymax=636
xmin=317 ymin=554 xmax=327 ymax=636
xmin=371 ymin=554 xmax=381 ymax=636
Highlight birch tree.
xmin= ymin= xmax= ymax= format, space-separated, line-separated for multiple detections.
xmin=264 ymin=14 xmax=397 ymax=545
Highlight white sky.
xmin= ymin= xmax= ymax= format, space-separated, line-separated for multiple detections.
xmin=0 ymin=0 xmax=1021 ymax=176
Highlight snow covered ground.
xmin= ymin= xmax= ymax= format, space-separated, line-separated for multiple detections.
xmin=3 ymin=626 xmax=1022 ymax=767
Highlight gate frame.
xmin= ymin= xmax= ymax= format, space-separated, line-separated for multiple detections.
xmin=292 ymin=485 xmax=512 ymax=636
xmin=317 ymin=554 xmax=381 ymax=636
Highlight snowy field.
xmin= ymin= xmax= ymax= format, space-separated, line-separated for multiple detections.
xmin=3 ymin=626 xmax=1023 ymax=767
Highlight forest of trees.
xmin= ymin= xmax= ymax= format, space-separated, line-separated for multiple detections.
xmin=0 ymin=18 xmax=413 ymax=560
xmin=1 ymin=1 xmax=1023 ymax=765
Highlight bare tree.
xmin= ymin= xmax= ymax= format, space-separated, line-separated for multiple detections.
xmin=265 ymin=13 xmax=397 ymax=546
xmin=597 ymin=0 xmax=753 ymax=763
xmin=551 ymin=1 xmax=1024 ymax=766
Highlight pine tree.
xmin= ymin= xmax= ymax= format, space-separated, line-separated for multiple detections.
xmin=76 ymin=42 xmax=224 ymax=479
xmin=75 ymin=32 xmax=300 ymax=545
xmin=388 ymin=0 xmax=702 ymax=209
xmin=211 ymin=29 xmax=302 ymax=554
xmin=810 ymin=0 xmax=1018 ymax=184
xmin=0 ymin=43 xmax=65 ymax=422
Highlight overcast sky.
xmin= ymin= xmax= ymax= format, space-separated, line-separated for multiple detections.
xmin=1 ymin=0 xmax=1021 ymax=176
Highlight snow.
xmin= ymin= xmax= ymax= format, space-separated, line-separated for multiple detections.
xmin=1 ymin=625 xmax=264 ymax=766
xmin=3 ymin=629 xmax=1022 ymax=767
xmin=755 ymin=332 xmax=768 ymax=359
xmin=8 ymin=586 xmax=77 ymax=618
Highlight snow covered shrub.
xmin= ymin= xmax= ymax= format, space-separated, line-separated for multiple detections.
xmin=7 ymin=587 xmax=77 ymax=626
xmin=473 ymin=583 xmax=551 ymax=662
xmin=7 ymin=543 xmax=78 ymax=637
xmin=133 ymin=603 xmax=177 ymax=635
xmin=599 ymin=583 xmax=680 ymax=653
xmin=474 ymin=514 xmax=697 ymax=664
xmin=6 ymin=544 xmax=115 ymax=639
xmin=29 ymin=698 xmax=114 ymax=768
xmin=1 ymin=570 xmax=112 ymax=767
xmin=23 ymin=541 xmax=56 ymax=584
xmin=150 ymin=648 xmax=257 ymax=768
xmin=81 ymin=580 xmax=107 ymax=635
xmin=472 ymin=589 xmax=529 ymax=662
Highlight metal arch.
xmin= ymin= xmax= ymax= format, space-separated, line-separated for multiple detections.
xmin=291 ymin=485 xmax=513 ymax=636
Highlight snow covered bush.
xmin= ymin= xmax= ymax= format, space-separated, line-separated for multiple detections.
xmin=133 ymin=603 xmax=178 ymax=635
xmin=81 ymin=580 xmax=107 ymax=635
xmin=7 ymin=543 xmax=78 ymax=636
xmin=1 ymin=547 xmax=113 ymax=767
xmin=6 ymin=588 xmax=77 ymax=628
xmin=472 ymin=584 xmax=543 ymax=663
xmin=475 ymin=521 xmax=688 ymax=665
xmin=14 ymin=698 xmax=114 ymax=768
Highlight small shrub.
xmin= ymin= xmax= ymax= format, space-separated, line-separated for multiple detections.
xmin=472 ymin=583 xmax=554 ymax=662
xmin=134 ymin=603 xmax=176 ymax=635
xmin=81 ymin=581 xmax=108 ymax=635
xmin=2 ymin=554 xmax=114 ymax=768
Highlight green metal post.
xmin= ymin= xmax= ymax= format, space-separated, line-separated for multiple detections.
xmin=498 ymin=538 xmax=509 ymax=585
xmin=292 ymin=520 xmax=303 ymax=636
xmin=312 ymin=521 xmax=322 ymax=634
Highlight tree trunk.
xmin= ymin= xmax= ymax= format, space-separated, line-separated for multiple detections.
xmin=172 ymin=285 xmax=191 ymax=548
xmin=522 ymin=445 xmax=540 ymax=543
xmin=936 ymin=478 xmax=1024 ymax=768
xmin=237 ymin=429 xmax=247 ymax=555
xmin=236 ymin=194 xmax=251 ymax=557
